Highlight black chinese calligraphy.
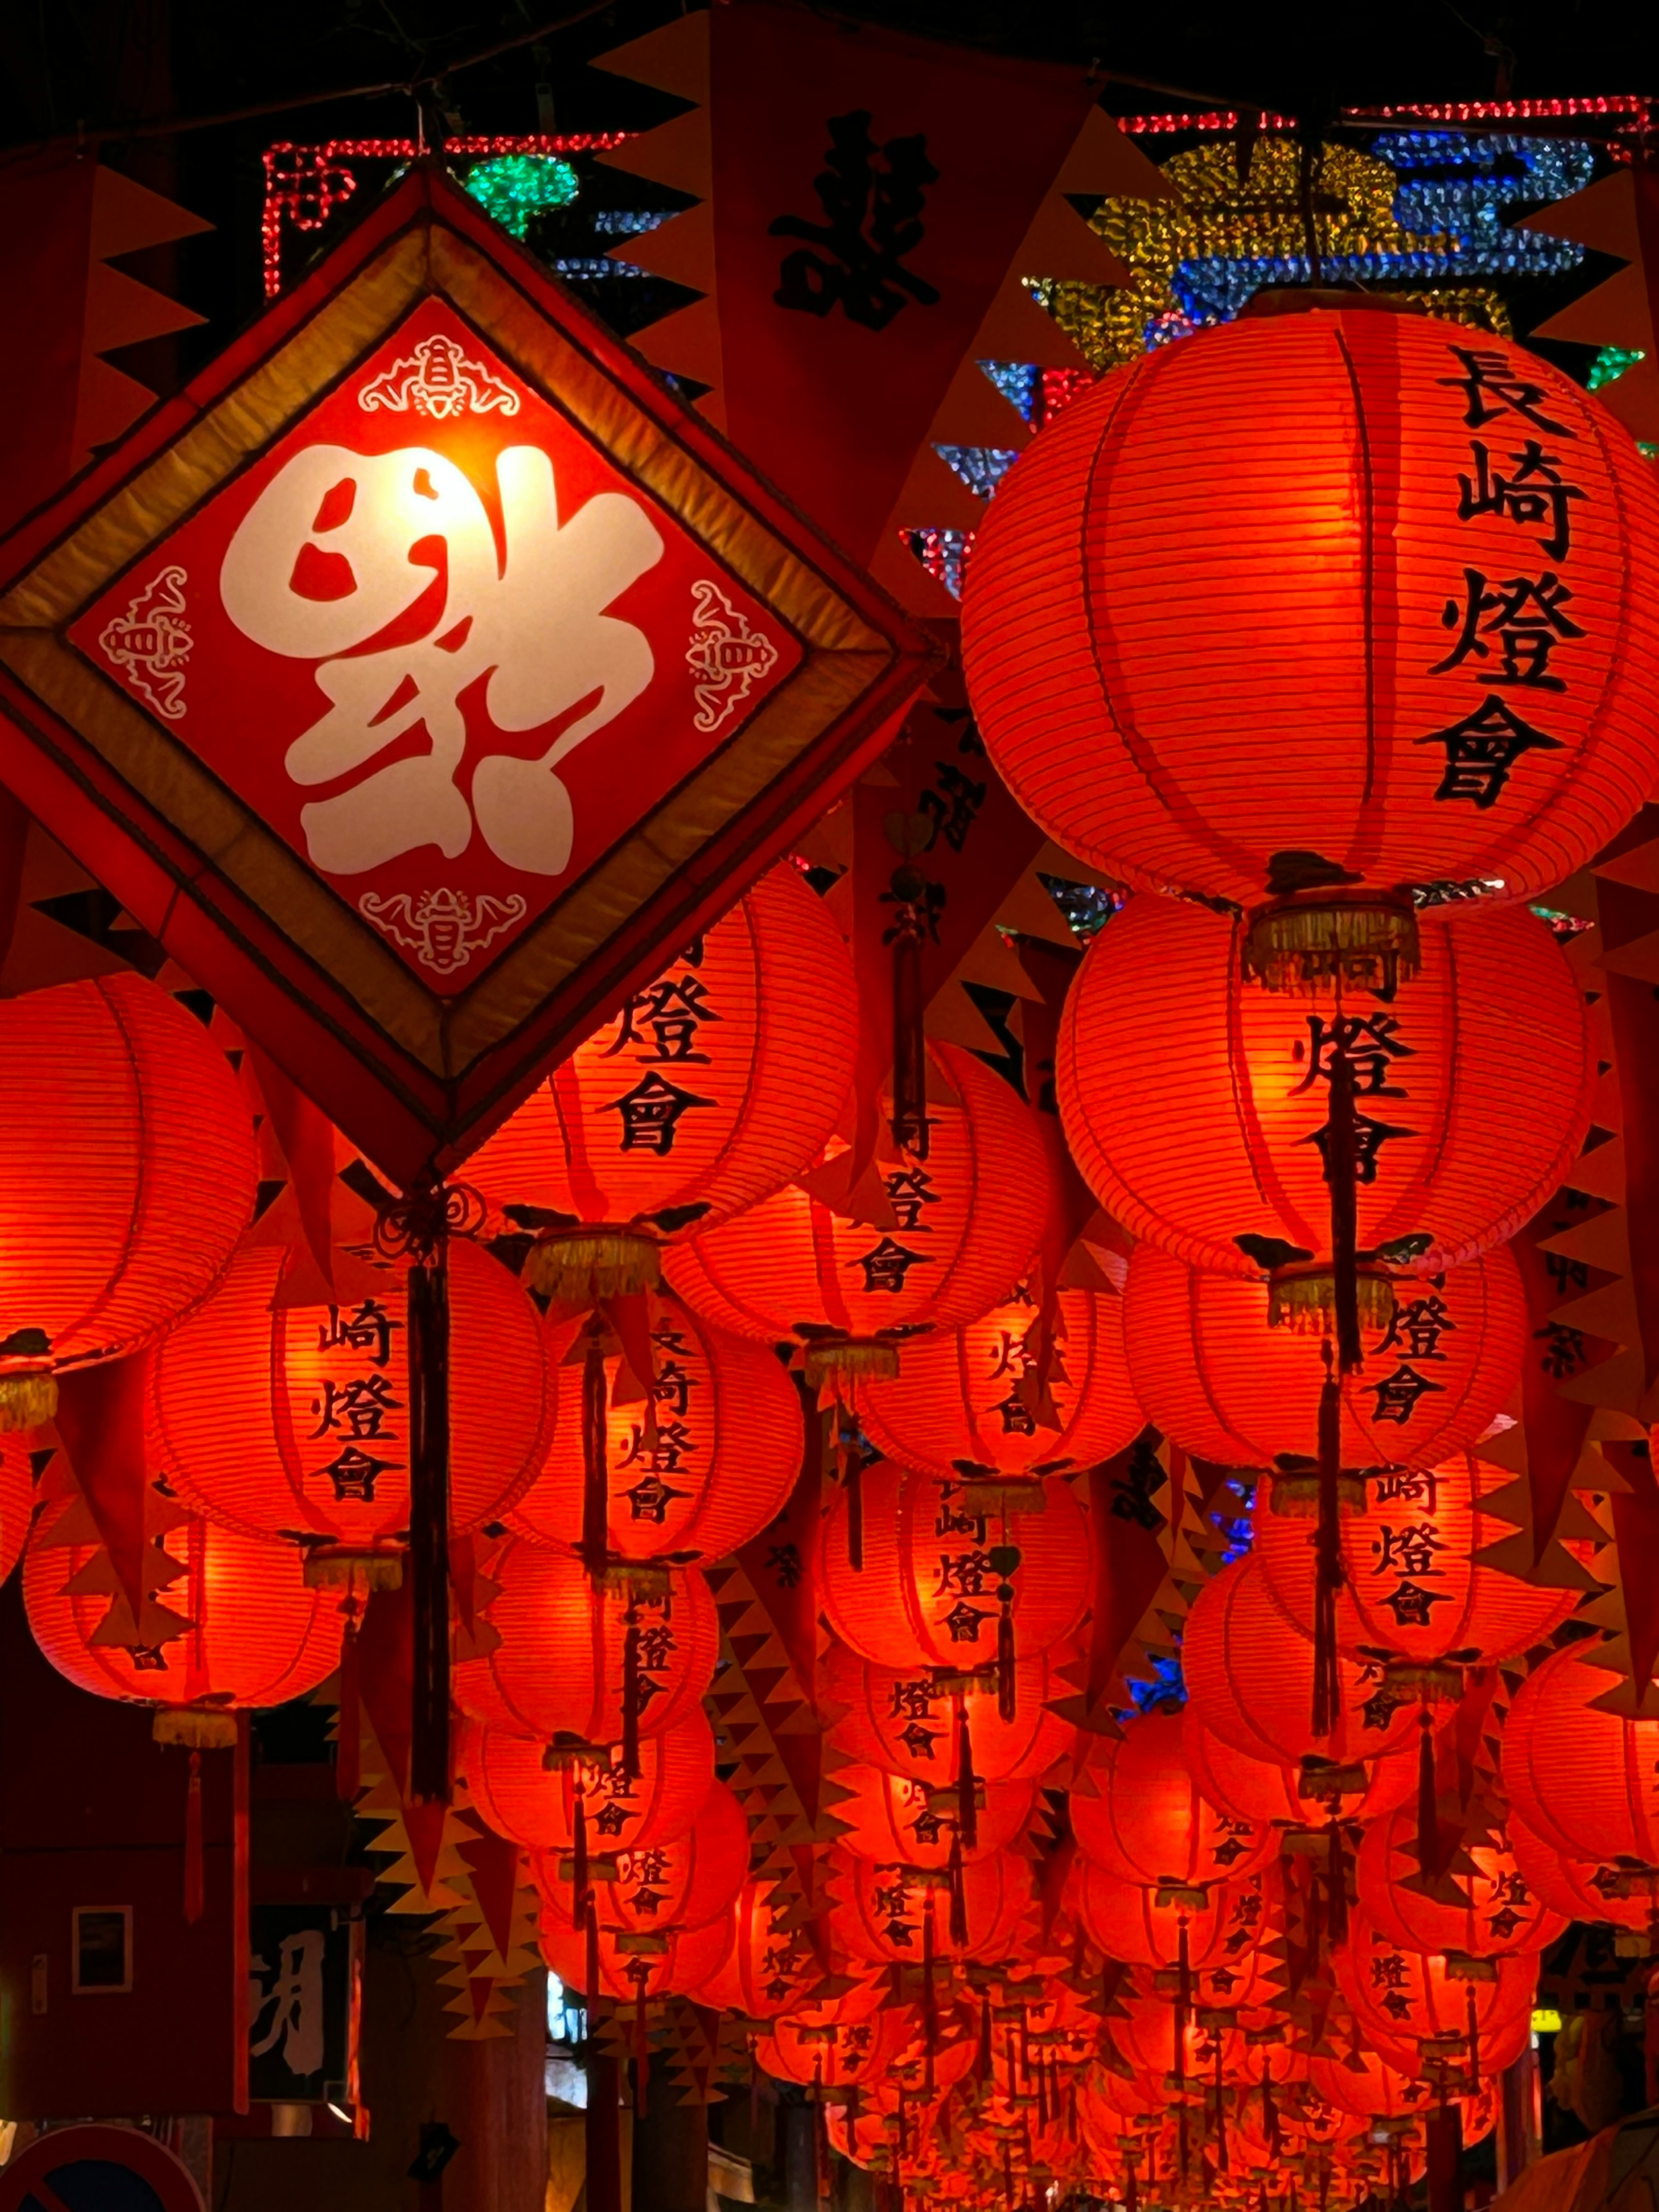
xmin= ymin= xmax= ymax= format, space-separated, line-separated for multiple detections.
xmin=771 ymin=111 xmax=941 ymax=331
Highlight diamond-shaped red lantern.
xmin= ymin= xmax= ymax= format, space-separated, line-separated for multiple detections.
xmin=0 ymin=166 xmax=935 ymax=1182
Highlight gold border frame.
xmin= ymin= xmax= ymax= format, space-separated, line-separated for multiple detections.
xmin=0 ymin=216 xmax=898 ymax=1081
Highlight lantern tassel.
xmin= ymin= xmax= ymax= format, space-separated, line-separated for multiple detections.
xmin=922 ymin=1889 xmax=938 ymax=2095
xmin=184 ymin=1748 xmax=204 ymax=1923
xmin=1417 ymin=1705 xmax=1439 ymax=1881
xmin=581 ymin=1331 xmax=610 ymax=1578
xmin=1214 ymin=2032 xmax=1227 ymax=2172
xmin=978 ymin=1992 xmax=994 ymax=2084
xmin=407 ymin=1229 xmax=452 ymax=1803
xmin=954 ymin=1689 xmax=979 ymax=1851
xmin=947 ymin=1827 xmax=969 ymax=1947
xmin=335 ymin=1605 xmax=361 ymax=1804
xmin=1125 ymin=2163 xmax=1139 ymax=2212
xmin=621 ymin=1605 xmax=642 ymax=1782
xmin=997 ymin=1595 xmax=1016 ymax=1723
xmin=887 ymin=866 xmax=931 ymax=1161
xmin=635 ymin=1990 xmax=649 ymax=2118
xmin=1326 ymin=1049 xmax=1363 ymax=1374
xmin=573 ymin=1789 xmax=591 ymax=1918
xmin=1175 ymin=1916 xmax=1191 ymax=2085
xmin=1311 ymin=1341 xmax=1343 ymax=1741
xmin=845 ymin=1455 xmax=863 ymax=1574
xmin=1327 ymin=1817 xmax=1348 ymax=1945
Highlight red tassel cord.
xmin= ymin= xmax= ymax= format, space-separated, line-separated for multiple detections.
xmin=1213 ymin=2031 xmax=1228 ymax=2172
xmin=947 ymin=1828 xmax=969 ymax=1947
xmin=845 ymin=1452 xmax=863 ymax=1573
xmin=335 ymin=1602 xmax=361 ymax=1803
xmin=581 ymin=1326 xmax=610 ymax=1577
xmin=184 ymin=1748 xmax=204 ymax=1923
xmin=886 ymin=863 xmax=934 ymax=1161
xmin=1312 ymin=1342 xmax=1344 ymax=1740
xmin=992 ymin=1543 xmax=1021 ymax=1723
xmin=1124 ymin=2159 xmax=1139 ymax=2212
xmin=573 ymin=1787 xmax=591 ymax=1920
xmin=978 ymin=1993 xmax=994 ymax=2084
xmin=407 ymin=1229 xmax=453 ymax=1805
xmin=1175 ymin=1916 xmax=1192 ymax=2087
xmin=954 ymin=1688 xmax=980 ymax=1850
xmin=620 ymin=1602 xmax=642 ymax=1782
xmin=922 ymin=1888 xmax=938 ymax=2097
xmin=1326 ymin=1817 xmax=1349 ymax=1945
xmin=1417 ymin=1703 xmax=1440 ymax=1880
xmin=1325 ymin=1045 xmax=1363 ymax=1375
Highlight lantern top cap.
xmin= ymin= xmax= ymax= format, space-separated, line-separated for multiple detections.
xmin=1238 ymin=285 xmax=1436 ymax=320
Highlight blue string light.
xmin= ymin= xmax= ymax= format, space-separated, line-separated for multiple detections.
xmin=933 ymin=445 xmax=1020 ymax=499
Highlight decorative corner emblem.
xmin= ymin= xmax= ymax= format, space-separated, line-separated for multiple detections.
xmin=358 ymin=334 xmax=521 ymax=420
xmin=359 ymin=887 xmax=528 ymax=976
xmin=686 ymin=580 xmax=780 ymax=734
xmin=96 ymin=566 xmax=192 ymax=720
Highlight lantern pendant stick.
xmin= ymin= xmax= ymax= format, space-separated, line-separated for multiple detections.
xmin=580 ymin=1320 xmax=610 ymax=1577
xmin=407 ymin=1198 xmax=451 ymax=1804
xmin=1311 ymin=1340 xmax=1345 ymax=1741
xmin=885 ymin=861 xmax=935 ymax=1162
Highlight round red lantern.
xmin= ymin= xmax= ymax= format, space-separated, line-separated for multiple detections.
xmin=1354 ymin=1799 xmax=1567 ymax=1962
xmin=534 ymin=1778 xmax=748 ymax=1934
xmin=852 ymin=1283 xmax=1142 ymax=1480
xmin=818 ymin=1463 xmax=1090 ymax=1676
xmin=0 ymin=1434 xmax=37 ymax=1580
xmin=1185 ymin=1707 xmax=1417 ymax=1827
xmin=1499 ymin=1640 xmax=1659 ymax=1863
xmin=1124 ymin=1242 xmax=1524 ymax=1471
xmin=1070 ymin=1706 xmax=1276 ymax=1889
xmin=1303 ymin=2040 xmax=1427 ymax=2122
xmin=457 ymin=1705 xmax=715 ymax=1853
xmin=151 ymin=1238 xmax=552 ymax=1580
xmin=690 ymin=1880 xmax=821 ymax=2021
xmin=1059 ymin=895 xmax=1589 ymax=1303
xmin=1332 ymin=1910 xmax=1535 ymax=2072
xmin=830 ymin=1758 xmax=1034 ymax=1866
xmin=518 ymin=1289 xmax=800 ymax=1562
xmin=467 ymin=859 xmax=858 ymax=1302
xmin=1254 ymin=1453 xmax=1578 ymax=1667
xmin=26 ymin=1508 xmax=340 ymax=1742
xmin=1067 ymin=1859 xmax=1265 ymax=1975
xmin=0 ymin=975 xmax=257 ymax=1428
xmin=1506 ymin=1812 xmax=1659 ymax=1937
xmin=1183 ymin=1556 xmax=1430 ymax=1779
xmin=827 ymin=1842 xmax=1030 ymax=1965
xmin=454 ymin=1539 xmax=718 ymax=1752
xmin=759 ymin=2004 xmax=922 ymax=2094
xmin=821 ymin=1635 xmax=1077 ymax=1786
xmin=962 ymin=303 xmax=1659 ymax=976
xmin=664 ymin=1041 xmax=1052 ymax=1382
xmin=538 ymin=1892 xmax=732 ymax=2002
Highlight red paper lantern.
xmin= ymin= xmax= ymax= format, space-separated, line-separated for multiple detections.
xmin=1059 ymin=896 xmax=1589 ymax=1307
xmin=819 ymin=1463 xmax=1090 ymax=1674
xmin=26 ymin=1509 xmax=340 ymax=1741
xmin=831 ymin=1758 xmax=1034 ymax=1866
xmin=1070 ymin=1706 xmax=1276 ymax=1889
xmin=1332 ymin=1910 xmax=1535 ymax=2073
xmin=518 ymin=1290 xmax=800 ymax=1562
xmin=457 ymin=1706 xmax=715 ymax=1852
xmin=538 ymin=1893 xmax=733 ymax=2002
xmin=962 ymin=304 xmax=1659 ymax=968
xmin=0 ymin=1436 xmax=37 ymax=1581
xmin=1123 ymin=1243 xmax=1524 ymax=1471
xmin=1185 ymin=1707 xmax=1417 ymax=1827
xmin=454 ymin=1539 xmax=718 ymax=1751
xmin=1354 ymin=1799 xmax=1567 ymax=1960
xmin=1506 ymin=1813 xmax=1659 ymax=1937
xmin=690 ymin=1880 xmax=821 ymax=2021
xmin=467 ymin=859 xmax=858 ymax=1302
xmin=852 ymin=1284 xmax=1142 ymax=1480
xmin=664 ymin=1041 xmax=1052 ymax=1380
xmin=759 ymin=2004 xmax=922 ymax=2093
xmin=0 ymin=975 xmax=257 ymax=1428
xmin=1254 ymin=1454 xmax=1577 ymax=1666
xmin=1067 ymin=1860 xmax=1267 ymax=1975
xmin=821 ymin=1635 xmax=1077 ymax=1786
xmin=534 ymin=1778 xmax=748 ymax=1934
xmin=152 ymin=1238 xmax=552 ymax=1577
xmin=1103 ymin=1986 xmax=1244 ymax=2088
xmin=1304 ymin=2041 xmax=1428 ymax=2122
xmin=1183 ymin=1556 xmax=1430 ymax=1778
xmin=1500 ymin=1640 xmax=1659 ymax=1863
xmin=828 ymin=1843 xmax=1030 ymax=1966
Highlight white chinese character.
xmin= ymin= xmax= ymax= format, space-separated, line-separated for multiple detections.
xmin=248 ymin=1930 xmax=326 ymax=2079
xmin=219 ymin=443 xmax=664 ymax=877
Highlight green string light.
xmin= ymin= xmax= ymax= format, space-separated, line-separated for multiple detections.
xmin=463 ymin=153 xmax=580 ymax=240
xmin=1588 ymin=343 xmax=1646 ymax=391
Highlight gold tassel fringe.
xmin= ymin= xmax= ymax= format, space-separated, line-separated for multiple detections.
xmin=1381 ymin=1657 xmax=1464 ymax=1703
xmin=1242 ymin=896 xmax=1421 ymax=994
xmin=1268 ymin=1468 xmax=1369 ymax=1519
xmin=0 ymin=1369 xmax=57 ymax=1433
xmin=956 ymin=1478 xmax=1048 ymax=1518
xmin=304 ymin=1545 xmax=404 ymax=1591
xmin=1441 ymin=1952 xmax=1498 ymax=1983
xmin=153 ymin=1707 xmax=238 ymax=1749
xmin=524 ymin=1227 xmax=661 ymax=1304
xmin=1268 ymin=1266 xmax=1396 ymax=1337
xmin=803 ymin=1336 xmax=900 ymax=1386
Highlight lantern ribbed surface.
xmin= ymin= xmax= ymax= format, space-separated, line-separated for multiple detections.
xmin=664 ymin=1042 xmax=1052 ymax=1352
xmin=830 ymin=1758 xmax=1034 ymax=1866
xmin=758 ymin=2005 xmax=921 ymax=2091
xmin=821 ymin=1636 xmax=1076 ymax=1784
xmin=0 ymin=975 xmax=255 ymax=1367
xmin=1333 ymin=1910 xmax=1535 ymax=2070
xmin=1185 ymin=1703 xmax=1418 ymax=1826
xmin=0 ymin=1434 xmax=36 ymax=1581
xmin=818 ymin=1463 xmax=1090 ymax=1672
xmin=691 ymin=1880 xmax=820 ymax=2020
xmin=1123 ymin=1243 xmax=1524 ymax=1470
xmin=457 ymin=1705 xmax=714 ymax=1851
xmin=454 ymin=1539 xmax=718 ymax=1747
xmin=853 ymin=1284 xmax=1142 ymax=1479
xmin=1506 ymin=1812 xmax=1659 ymax=1934
xmin=518 ymin=1291 xmax=800 ymax=1560
xmin=962 ymin=305 xmax=1659 ymax=909
xmin=538 ymin=1895 xmax=733 ymax=2001
xmin=1059 ymin=899 xmax=1590 ymax=1281
xmin=151 ymin=1238 xmax=552 ymax=1554
xmin=1499 ymin=1640 xmax=1659 ymax=1863
xmin=467 ymin=859 xmax=856 ymax=1236
xmin=1354 ymin=1799 xmax=1567 ymax=1958
xmin=1069 ymin=1706 xmax=1276 ymax=1888
xmin=1253 ymin=1453 xmax=1578 ymax=1664
xmin=533 ymin=1776 xmax=749 ymax=1932
xmin=25 ymin=1512 xmax=341 ymax=1713
xmin=1066 ymin=1859 xmax=1253 ymax=1972
xmin=828 ymin=1842 xmax=1029 ymax=1965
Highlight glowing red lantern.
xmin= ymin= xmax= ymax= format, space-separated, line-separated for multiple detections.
xmin=1058 ymin=896 xmax=1589 ymax=1304
xmin=1071 ymin=1706 xmax=1276 ymax=1889
xmin=454 ymin=1539 xmax=718 ymax=1752
xmin=1183 ymin=1556 xmax=1429 ymax=1780
xmin=830 ymin=1758 xmax=1034 ymax=1866
xmin=0 ymin=975 xmax=256 ymax=1428
xmin=1354 ymin=1799 xmax=1566 ymax=1961
xmin=819 ymin=1463 xmax=1090 ymax=1676
xmin=1506 ymin=1813 xmax=1659 ymax=1938
xmin=1123 ymin=1243 xmax=1524 ymax=1471
xmin=151 ymin=1238 xmax=552 ymax=1580
xmin=1332 ymin=1910 xmax=1535 ymax=2073
xmin=821 ymin=1635 xmax=1077 ymax=1785
xmin=1500 ymin=1641 xmax=1659 ymax=1863
xmin=0 ymin=1436 xmax=37 ymax=1580
xmin=26 ymin=1509 xmax=340 ymax=1743
xmin=538 ymin=1892 xmax=733 ymax=2002
xmin=665 ymin=1041 xmax=1052 ymax=1381
xmin=457 ymin=1705 xmax=715 ymax=1852
xmin=1303 ymin=2041 xmax=1427 ymax=2122
xmin=690 ymin=1880 xmax=821 ymax=2021
xmin=827 ymin=1843 xmax=1030 ymax=1966
xmin=534 ymin=1778 xmax=748 ymax=1934
xmin=516 ymin=1289 xmax=799 ymax=1562
xmin=962 ymin=303 xmax=1659 ymax=980
xmin=759 ymin=2004 xmax=922 ymax=2094
xmin=467 ymin=859 xmax=858 ymax=1302
xmin=1254 ymin=1453 xmax=1577 ymax=1667
xmin=1185 ymin=1707 xmax=1417 ymax=1827
xmin=1068 ymin=1861 xmax=1268 ymax=1980
xmin=852 ymin=1283 xmax=1142 ymax=1480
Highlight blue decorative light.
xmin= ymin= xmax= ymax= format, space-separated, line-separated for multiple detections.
xmin=934 ymin=444 xmax=1020 ymax=500
xmin=1124 ymin=1652 xmax=1186 ymax=1714
xmin=978 ymin=359 xmax=1042 ymax=424
xmin=1170 ymin=238 xmax=1584 ymax=330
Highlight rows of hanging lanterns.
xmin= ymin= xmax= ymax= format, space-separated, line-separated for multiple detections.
xmin=1 ymin=298 xmax=1658 ymax=2209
